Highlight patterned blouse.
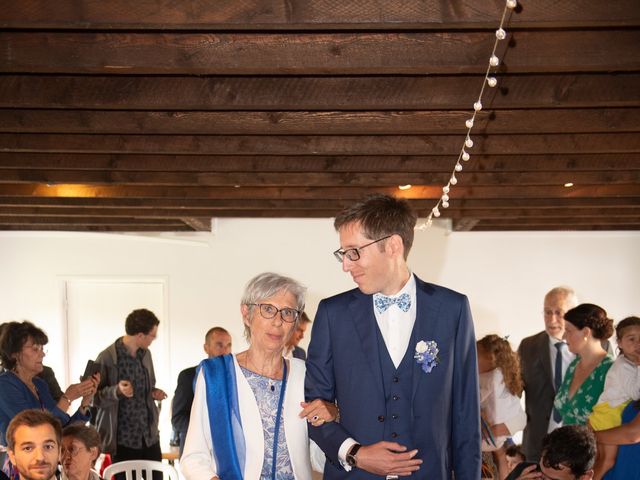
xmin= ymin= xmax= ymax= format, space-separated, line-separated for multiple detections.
xmin=240 ymin=366 xmax=294 ymax=480
xmin=554 ymin=355 xmax=614 ymax=425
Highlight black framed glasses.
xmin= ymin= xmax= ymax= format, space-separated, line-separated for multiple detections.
xmin=333 ymin=235 xmax=393 ymax=262
xmin=249 ymin=303 xmax=300 ymax=323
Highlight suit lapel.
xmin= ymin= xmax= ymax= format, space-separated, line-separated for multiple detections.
xmin=411 ymin=277 xmax=441 ymax=403
xmin=538 ymin=332 xmax=552 ymax=385
xmin=349 ymin=292 xmax=385 ymax=396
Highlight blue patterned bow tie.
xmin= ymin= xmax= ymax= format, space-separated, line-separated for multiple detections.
xmin=374 ymin=293 xmax=411 ymax=313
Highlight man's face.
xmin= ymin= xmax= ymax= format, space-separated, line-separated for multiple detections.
xmin=543 ymin=293 xmax=572 ymax=340
xmin=338 ymin=222 xmax=395 ymax=295
xmin=8 ymin=424 xmax=60 ymax=480
xmin=204 ymin=331 xmax=232 ymax=358
xmin=289 ymin=321 xmax=308 ymax=348
xmin=137 ymin=324 xmax=158 ymax=350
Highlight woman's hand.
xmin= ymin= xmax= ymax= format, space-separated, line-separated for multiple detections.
xmin=299 ymin=399 xmax=339 ymax=426
xmin=80 ymin=372 xmax=100 ymax=407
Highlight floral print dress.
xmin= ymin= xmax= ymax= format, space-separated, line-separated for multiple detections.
xmin=554 ymin=355 xmax=614 ymax=425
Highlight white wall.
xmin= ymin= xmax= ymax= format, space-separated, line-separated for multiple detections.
xmin=1 ymin=219 xmax=638 ymax=445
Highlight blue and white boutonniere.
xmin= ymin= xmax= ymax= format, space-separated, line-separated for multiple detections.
xmin=414 ymin=340 xmax=439 ymax=373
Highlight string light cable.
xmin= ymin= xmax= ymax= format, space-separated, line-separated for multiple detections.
xmin=417 ymin=0 xmax=517 ymax=230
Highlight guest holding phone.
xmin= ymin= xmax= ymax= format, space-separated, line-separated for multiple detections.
xmin=0 ymin=321 xmax=98 ymax=480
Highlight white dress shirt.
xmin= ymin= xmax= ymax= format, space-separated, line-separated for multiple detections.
xmin=373 ymin=274 xmax=417 ymax=368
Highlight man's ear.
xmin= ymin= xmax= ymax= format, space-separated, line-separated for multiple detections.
xmin=7 ymin=449 xmax=15 ymax=466
xmin=386 ymin=233 xmax=405 ymax=258
xmin=579 ymin=470 xmax=594 ymax=480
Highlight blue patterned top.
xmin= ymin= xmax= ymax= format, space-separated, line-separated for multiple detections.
xmin=240 ymin=366 xmax=294 ymax=480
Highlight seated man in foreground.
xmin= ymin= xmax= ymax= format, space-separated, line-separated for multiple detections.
xmin=506 ymin=425 xmax=596 ymax=480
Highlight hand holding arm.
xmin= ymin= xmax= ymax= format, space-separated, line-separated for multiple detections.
xmin=299 ymin=399 xmax=338 ymax=426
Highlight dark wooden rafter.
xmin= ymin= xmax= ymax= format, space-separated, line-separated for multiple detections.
xmin=0 ymin=0 xmax=638 ymax=231
xmin=1 ymin=0 xmax=639 ymax=30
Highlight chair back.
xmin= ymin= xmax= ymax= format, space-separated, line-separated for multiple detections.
xmin=103 ymin=460 xmax=179 ymax=480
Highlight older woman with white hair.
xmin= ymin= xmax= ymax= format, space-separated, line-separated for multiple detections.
xmin=181 ymin=272 xmax=335 ymax=480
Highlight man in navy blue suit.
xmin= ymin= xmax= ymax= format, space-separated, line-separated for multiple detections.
xmin=305 ymin=194 xmax=481 ymax=479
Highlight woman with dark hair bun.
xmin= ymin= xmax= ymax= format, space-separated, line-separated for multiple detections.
xmin=554 ymin=304 xmax=614 ymax=426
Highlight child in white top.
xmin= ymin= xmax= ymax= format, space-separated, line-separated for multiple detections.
xmin=477 ymin=334 xmax=526 ymax=480
xmin=590 ymin=316 xmax=640 ymax=480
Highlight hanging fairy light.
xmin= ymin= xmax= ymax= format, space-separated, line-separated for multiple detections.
xmin=418 ymin=0 xmax=516 ymax=229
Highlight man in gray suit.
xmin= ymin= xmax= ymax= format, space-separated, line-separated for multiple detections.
xmin=518 ymin=286 xmax=577 ymax=462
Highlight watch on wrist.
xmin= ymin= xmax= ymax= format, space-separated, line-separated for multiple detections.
xmin=346 ymin=443 xmax=361 ymax=467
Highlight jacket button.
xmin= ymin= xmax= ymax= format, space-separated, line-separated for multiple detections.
xmin=391 ymin=432 xmax=398 ymax=438
xmin=378 ymin=415 xmax=385 ymax=422
xmin=392 ymin=414 xmax=398 ymax=420
xmin=393 ymin=395 xmax=399 ymax=401
xmin=393 ymin=376 xmax=399 ymax=383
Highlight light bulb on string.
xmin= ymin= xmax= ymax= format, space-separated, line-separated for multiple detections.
xmin=489 ymin=55 xmax=500 ymax=67
xmin=455 ymin=163 xmax=463 ymax=172
xmin=487 ymin=77 xmax=497 ymax=87
xmin=450 ymin=174 xmax=458 ymax=185
xmin=443 ymin=185 xmax=450 ymax=194
xmin=506 ymin=0 xmax=517 ymax=9
xmin=465 ymin=137 xmax=474 ymax=148
xmin=495 ymin=28 xmax=506 ymax=40
xmin=462 ymin=151 xmax=470 ymax=161
xmin=442 ymin=194 xmax=449 ymax=202
xmin=442 ymin=200 xmax=449 ymax=208
xmin=465 ymin=119 xmax=474 ymax=128
xmin=474 ymin=101 xmax=483 ymax=111
xmin=432 ymin=206 xmax=441 ymax=218
xmin=426 ymin=218 xmax=433 ymax=228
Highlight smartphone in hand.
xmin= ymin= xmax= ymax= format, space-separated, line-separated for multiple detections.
xmin=81 ymin=360 xmax=102 ymax=381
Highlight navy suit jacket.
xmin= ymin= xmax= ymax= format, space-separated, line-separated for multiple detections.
xmin=305 ymin=275 xmax=481 ymax=479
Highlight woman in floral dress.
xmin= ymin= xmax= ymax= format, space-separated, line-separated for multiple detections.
xmin=554 ymin=304 xmax=614 ymax=425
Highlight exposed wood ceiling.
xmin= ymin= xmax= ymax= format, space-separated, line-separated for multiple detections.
xmin=1 ymin=0 xmax=639 ymax=232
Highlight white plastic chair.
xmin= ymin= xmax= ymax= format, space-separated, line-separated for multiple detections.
xmin=103 ymin=460 xmax=179 ymax=480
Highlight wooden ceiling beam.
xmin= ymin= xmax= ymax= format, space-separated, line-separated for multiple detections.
xmin=2 ymin=108 xmax=639 ymax=135
xmin=2 ymin=206 xmax=638 ymax=219
xmin=0 ymin=196 xmax=637 ymax=211
xmin=2 ymin=31 xmax=639 ymax=75
xmin=0 ymin=183 xmax=638 ymax=200
xmin=0 ymin=224 xmax=195 ymax=232
xmin=1 ymin=153 xmax=638 ymax=173
xmin=2 ymin=0 xmax=639 ymax=30
xmin=3 ymin=74 xmax=638 ymax=111
xmin=2 ymin=133 xmax=638 ymax=156
xmin=0 ymin=169 xmax=637 ymax=187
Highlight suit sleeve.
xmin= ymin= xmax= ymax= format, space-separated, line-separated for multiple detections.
xmin=172 ymin=369 xmax=194 ymax=433
xmin=451 ymin=296 xmax=482 ymax=479
xmin=304 ymin=299 xmax=351 ymax=467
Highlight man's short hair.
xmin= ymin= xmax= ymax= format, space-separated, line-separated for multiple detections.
xmin=204 ymin=326 xmax=230 ymax=343
xmin=125 ymin=308 xmax=160 ymax=335
xmin=299 ymin=312 xmax=312 ymax=324
xmin=541 ymin=425 xmax=596 ymax=477
xmin=544 ymin=286 xmax=578 ymax=309
xmin=334 ymin=194 xmax=417 ymax=260
xmin=6 ymin=409 xmax=62 ymax=451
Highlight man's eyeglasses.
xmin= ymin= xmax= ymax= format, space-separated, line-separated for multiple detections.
xmin=61 ymin=445 xmax=86 ymax=458
xmin=249 ymin=303 xmax=300 ymax=323
xmin=333 ymin=235 xmax=393 ymax=262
